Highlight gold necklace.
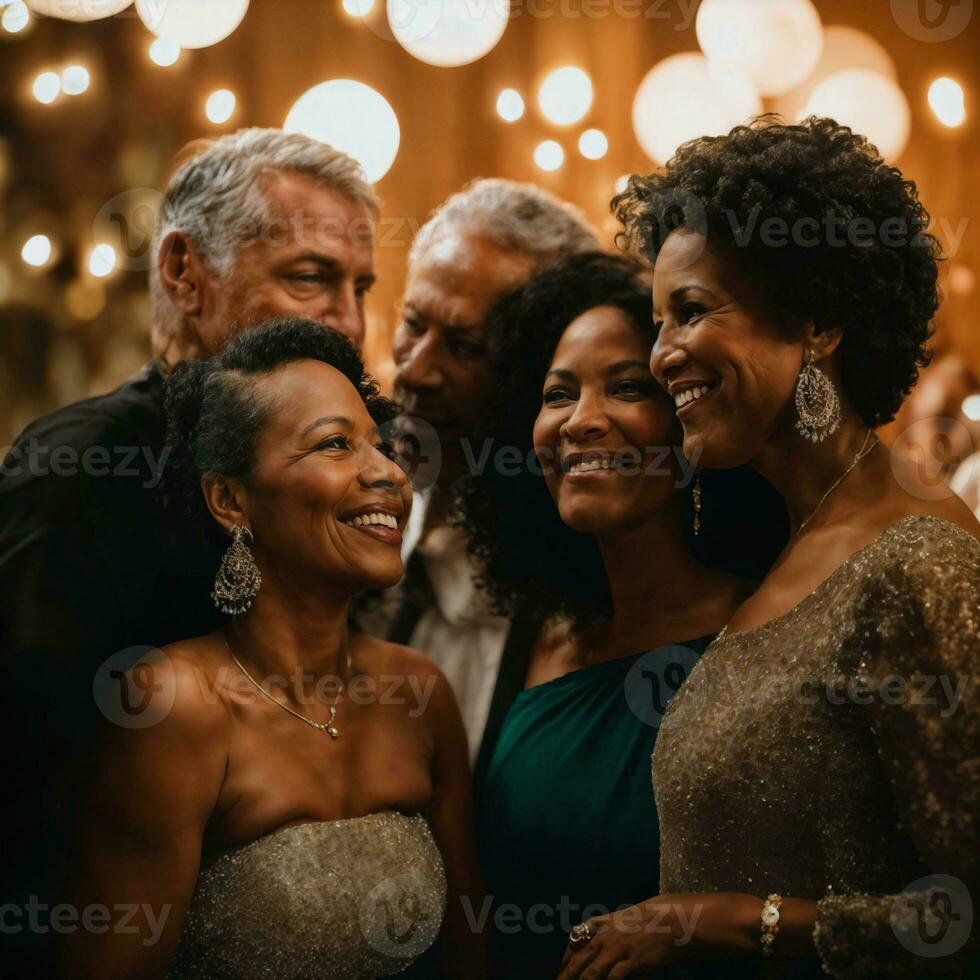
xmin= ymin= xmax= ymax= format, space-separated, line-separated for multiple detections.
xmin=223 ymin=630 xmax=351 ymax=739
xmin=796 ymin=429 xmax=878 ymax=537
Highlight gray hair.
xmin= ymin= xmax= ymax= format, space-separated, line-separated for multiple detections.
xmin=408 ymin=178 xmax=599 ymax=271
xmin=150 ymin=128 xmax=379 ymax=355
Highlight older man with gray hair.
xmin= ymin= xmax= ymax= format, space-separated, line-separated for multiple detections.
xmin=0 ymin=128 xmax=378 ymax=976
xmin=366 ymin=178 xmax=599 ymax=782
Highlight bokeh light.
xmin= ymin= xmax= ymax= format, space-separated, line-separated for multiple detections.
xmin=387 ymin=0 xmax=507 ymax=68
xmin=21 ymin=234 xmax=53 ymax=268
xmin=803 ymin=68 xmax=911 ymax=161
xmin=614 ymin=174 xmax=630 ymax=195
xmin=496 ymin=88 xmax=524 ymax=123
xmin=632 ymin=52 xmax=762 ymax=165
xmin=929 ymin=77 xmax=966 ymax=128
xmin=2 ymin=1 xmax=31 ymax=32
xmin=87 ymin=243 xmax=117 ymax=278
xmin=538 ymin=67 xmax=593 ymax=126
xmin=696 ymin=0 xmax=822 ymax=97
xmin=534 ymin=140 xmax=564 ymax=171
xmin=61 ymin=65 xmax=91 ymax=96
xmin=578 ymin=128 xmax=608 ymax=160
xmin=27 ymin=0 xmax=132 ymax=20
xmin=148 ymin=37 xmax=181 ymax=67
xmin=205 ymin=88 xmax=237 ymax=124
xmin=962 ymin=395 xmax=980 ymax=422
xmin=284 ymin=79 xmax=400 ymax=183
xmin=342 ymin=0 xmax=373 ymax=16
xmin=32 ymin=71 xmax=62 ymax=105
xmin=65 ymin=278 xmax=106 ymax=320
xmin=771 ymin=25 xmax=897 ymax=122
xmin=949 ymin=264 xmax=975 ymax=297
xmin=136 ymin=0 xmax=249 ymax=50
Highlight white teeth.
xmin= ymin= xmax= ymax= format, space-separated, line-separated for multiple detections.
xmin=674 ymin=384 xmax=713 ymax=409
xmin=569 ymin=457 xmax=614 ymax=473
xmin=346 ymin=513 xmax=398 ymax=529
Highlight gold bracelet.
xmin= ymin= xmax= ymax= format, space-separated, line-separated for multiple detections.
xmin=760 ymin=894 xmax=782 ymax=957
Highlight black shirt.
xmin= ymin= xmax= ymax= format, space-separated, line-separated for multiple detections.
xmin=0 ymin=362 xmax=224 ymax=972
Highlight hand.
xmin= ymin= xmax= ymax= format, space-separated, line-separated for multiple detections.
xmin=557 ymin=893 xmax=762 ymax=980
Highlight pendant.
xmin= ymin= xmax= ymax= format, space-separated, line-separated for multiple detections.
xmin=327 ymin=705 xmax=339 ymax=740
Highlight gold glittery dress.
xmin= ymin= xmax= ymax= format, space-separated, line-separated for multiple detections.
xmin=653 ymin=517 xmax=979 ymax=977
xmin=168 ymin=811 xmax=447 ymax=979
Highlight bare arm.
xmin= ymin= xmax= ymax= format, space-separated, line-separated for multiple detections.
xmin=423 ymin=663 xmax=490 ymax=980
xmin=56 ymin=650 xmax=227 ymax=980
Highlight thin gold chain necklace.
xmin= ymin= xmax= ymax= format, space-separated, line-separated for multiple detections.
xmin=795 ymin=429 xmax=878 ymax=538
xmin=716 ymin=429 xmax=878 ymax=643
xmin=223 ymin=629 xmax=352 ymax=739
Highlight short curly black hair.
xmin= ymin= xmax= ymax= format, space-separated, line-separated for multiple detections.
xmin=613 ymin=115 xmax=941 ymax=427
xmin=163 ymin=317 xmax=396 ymax=546
xmin=455 ymin=252 xmax=788 ymax=628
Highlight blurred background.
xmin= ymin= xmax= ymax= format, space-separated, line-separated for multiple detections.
xmin=1 ymin=0 xmax=978 ymax=484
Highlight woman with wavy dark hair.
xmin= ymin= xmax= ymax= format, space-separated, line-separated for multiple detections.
xmin=58 ymin=318 xmax=486 ymax=980
xmin=455 ymin=251 xmax=787 ymax=978
xmin=556 ymin=118 xmax=980 ymax=978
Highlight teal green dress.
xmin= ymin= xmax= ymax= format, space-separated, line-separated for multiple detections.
xmin=478 ymin=637 xmax=712 ymax=978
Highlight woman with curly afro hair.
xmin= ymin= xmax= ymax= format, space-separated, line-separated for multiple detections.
xmin=557 ymin=118 xmax=980 ymax=979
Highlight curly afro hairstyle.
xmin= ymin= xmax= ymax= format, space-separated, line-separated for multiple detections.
xmin=455 ymin=251 xmax=788 ymax=628
xmin=163 ymin=316 xmax=396 ymax=547
xmin=613 ymin=115 xmax=942 ymax=428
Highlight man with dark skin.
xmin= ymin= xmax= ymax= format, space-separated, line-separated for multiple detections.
xmin=371 ymin=178 xmax=598 ymax=779
xmin=0 ymin=128 xmax=378 ymax=976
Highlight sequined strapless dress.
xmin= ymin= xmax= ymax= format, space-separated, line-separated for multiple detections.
xmin=168 ymin=811 xmax=446 ymax=980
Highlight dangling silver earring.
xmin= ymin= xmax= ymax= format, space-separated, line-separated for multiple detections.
xmin=212 ymin=526 xmax=262 ymax=615
xmin=795 ymin=350 xmax=841 ymax=443
xmin=692 ymin=475 xmax=702 ymax=536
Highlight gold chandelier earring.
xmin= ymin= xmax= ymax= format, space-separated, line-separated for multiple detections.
xmin=212 ymin=525 xmax=262 ymax=615
xmin=692 ymin=475 xmax=702 ymax=536
xmin=794 ymin=350 xmax=841 ymax=443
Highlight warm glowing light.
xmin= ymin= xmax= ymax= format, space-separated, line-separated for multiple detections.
xmin=496 ymin=88 xmax=525 ymax=123
xmin=929 ymin=77 xmax=966 ymax=128
xmin=614 ymin=174 xmax=630 ymax=195
xmin=61 ymin=65 xmax=90 ymax=95
xmin=578 ymin=128 xmax=608 ymax=160
xmin=2 ymin=1 xmax=30 ymax=32
xmin=696 ymin=0 xmax=822 ymax=97
xmin=65 ymin=277 xmax=106 ymax=320
xmin=804 ymin=68 xmax=911 ymax=161
xmin=962 ymin=395 xmax=980 ymax=422
xmin=949 ymin=264 xmax=975 ymax=297
xmin=633 ymin=53 xmax=762 ymax=165
xmin=285 ymin=79 xmax=400 ymax=183
xmin=538 ymin=67 xmax=593 ymax=126
xmin=148 ymin=37 xmax=181 ymax=66
xmin=32 ymin=71 xmax=62 ymax=105
xmin=342 ymin=0 xmax=373 ymax=16
xmin=205 ymin=88 xmax=237 ymax=125
xmin=387 ymin=0 xmax=507 ymax=68
xmin=27 ymin=1 xmax=132 ymax=20
xmin=534 ymin=140 xmax=564 ymax=172
xmin=136 ymin=0 xmax=249 ymax=50
xmin=21 ymin=234 xmax=53 ymax=268
xmin=88 ymin=243 xmax=117 ymax=278
xmin=771 ymin=25 xmax=897 ymax=122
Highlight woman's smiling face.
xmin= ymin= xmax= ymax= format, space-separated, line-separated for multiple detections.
xmin=533 ymin=305 xmax=681 ymax=536
xmin=229 ymin=359 xmax=412 ymax=594
xmin=649 ymin=228 xmax=804 ymax=469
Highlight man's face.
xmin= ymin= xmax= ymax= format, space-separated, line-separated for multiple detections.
xmin=196 ymin=171 xmax=376 ymax=351
xmin=392 ymin=231 xmax=536 ymax=462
